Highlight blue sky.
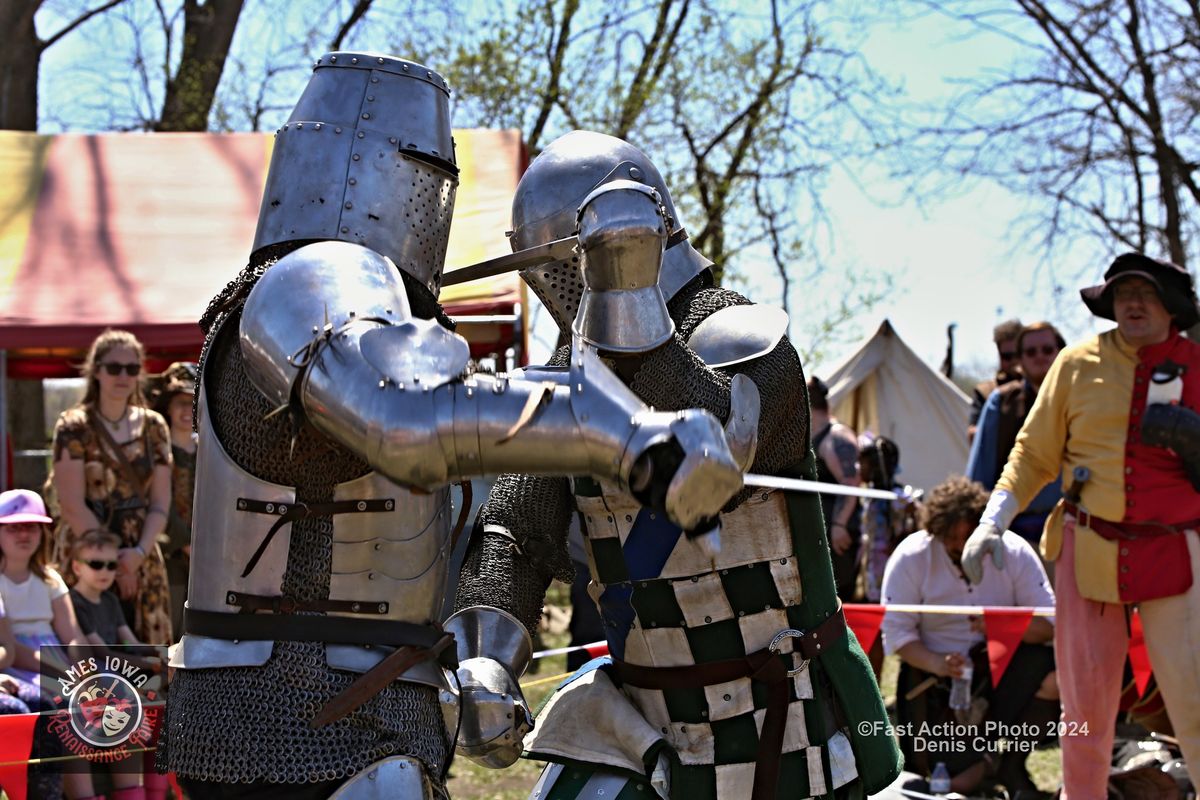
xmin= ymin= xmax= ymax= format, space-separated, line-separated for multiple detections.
xmin=524 ymin=6 xmax=1117 ymax=380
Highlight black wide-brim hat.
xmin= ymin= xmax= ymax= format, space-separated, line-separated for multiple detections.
xmin=1080 ymin=252 xmax=1200 ymax=329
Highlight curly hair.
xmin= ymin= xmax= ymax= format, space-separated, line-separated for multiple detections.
xmin=920 ymin=476 xmax=989 ymax=539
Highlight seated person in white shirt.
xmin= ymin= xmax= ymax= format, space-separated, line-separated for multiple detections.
xmin=881 ymin=477 xmax=1059 ymax=798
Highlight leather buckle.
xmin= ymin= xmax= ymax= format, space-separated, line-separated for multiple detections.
xmin=1075 ymin=507 xmax=1091 ymax=529
xmin=273 ymin=596 xmax=298 ymax=614
xmin=768 ymin=628 xmax=809 ymax=676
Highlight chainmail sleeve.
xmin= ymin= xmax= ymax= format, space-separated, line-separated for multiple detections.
xmin=453 ymin=475 xmax=575 ymax=636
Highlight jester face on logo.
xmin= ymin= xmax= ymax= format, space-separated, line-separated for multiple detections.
xmin=70 ymin=675 xmax=143 ymax=747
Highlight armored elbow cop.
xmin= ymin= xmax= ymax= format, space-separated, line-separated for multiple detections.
xmin=1141 ymin=402 xmax=1200 ymax=490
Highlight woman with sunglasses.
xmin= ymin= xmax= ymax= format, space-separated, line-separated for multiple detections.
xmin=51 ymin=329 xmax=173 ymax=646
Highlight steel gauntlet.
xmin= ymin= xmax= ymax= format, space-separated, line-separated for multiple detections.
xmin=443 ymin=607 xmax=533 ymax=767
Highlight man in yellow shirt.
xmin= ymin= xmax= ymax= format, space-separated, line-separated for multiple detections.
xmin=963 ymin=253 xmax=1200 ymax=799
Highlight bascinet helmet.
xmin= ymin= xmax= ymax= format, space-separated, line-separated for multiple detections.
xmin=511 ymin=130 xmax=713 ymax=335
xmin=253 ymin=52 xmax=459 ymax=297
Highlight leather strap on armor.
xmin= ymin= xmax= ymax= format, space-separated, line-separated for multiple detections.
xmin=313 ymin=633 xmax=456 ymax=729
xmin=184 ymin=607 xmax=457 ymax=667
xmin=1063 ymin=501 xmax=1200 ymax=540
xmin=611 ymin=607 xmax=846 ymax=800
xmin=238 ymin=496 xmax=396 ymax=577
xmin=226 ymin=591 xmax=389 ymax=616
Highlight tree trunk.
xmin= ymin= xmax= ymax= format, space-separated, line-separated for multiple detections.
xmin=0 ymin=1 xmax=43 ymax=132
xmin=156 ymin=0 xmax=245 ymax=132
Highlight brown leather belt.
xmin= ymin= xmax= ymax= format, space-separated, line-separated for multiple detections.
xmin=612 ymin=606 xmax=846 ymax=800
xmin=1063 ymin=501 xmax=1200 ymax=540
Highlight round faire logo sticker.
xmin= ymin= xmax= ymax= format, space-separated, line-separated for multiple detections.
xmin=45 ymin=649 xmax=164 ymax=768
xmin=67 ymin=669 xmax=143 ymax=747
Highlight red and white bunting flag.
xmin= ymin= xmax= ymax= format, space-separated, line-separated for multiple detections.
xmin=1128 ymin=609 xmax=1154 ymax=697
xmin=983 ymin=608 xmax=1034 ymax=688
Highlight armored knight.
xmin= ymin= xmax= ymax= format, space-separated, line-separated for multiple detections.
xmin=161 ymin=59 xmax=742 ymax=799
xmin=452 ymin=131 xmax=902 ymax=799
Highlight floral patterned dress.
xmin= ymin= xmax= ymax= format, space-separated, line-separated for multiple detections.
xmin=52 ymin=405 xmax=174 ymax=644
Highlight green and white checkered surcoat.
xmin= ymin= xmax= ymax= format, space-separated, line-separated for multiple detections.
xmin=546 ymin=478 xmax=859 ymax=798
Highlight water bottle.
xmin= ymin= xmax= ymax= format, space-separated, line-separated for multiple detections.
xmin=949 ymin=661 xmax=973 ymax=711
xmin=929 ymin=761 xmax=951 ymax=795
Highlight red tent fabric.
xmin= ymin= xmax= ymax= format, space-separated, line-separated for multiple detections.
xmin=0 ymin=130 xmax=527 ymax=378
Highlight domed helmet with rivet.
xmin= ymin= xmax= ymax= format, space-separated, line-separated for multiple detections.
xmin=510 ymin=130 xmax=713 ymax=336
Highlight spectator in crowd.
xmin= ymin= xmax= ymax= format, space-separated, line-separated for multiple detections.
xmin=69 ymin=530 xmax=139 ymax=647
xmin=0 ymin=489 xmax=91 ymax=799
xmin=808 ymin=376 xmax=863 ymax=601
xmin=51 ymin=329 xmax=173 ymax=645
xmin=149 ymin=362 xmax=197 ymax=636
xmin=969 ymin=319 xmax=1023 ymax=442
xmin=964 ymin=253 xmax=1200 ymax=797
xmin=69 ymin=529 xmax=167 ymax=800
xmin=858 ymin=434 xmax=921 ymax=604
xmin=857 ymin=434 xmax=922 ymax=676
xmin=882 ymin=477 xmax=1058 ymax=797
xmin=966 ymin=322 xmax=1066 ymax=545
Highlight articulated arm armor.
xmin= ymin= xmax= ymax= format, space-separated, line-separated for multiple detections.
xmin=1142 ymin=402 xmax=1200 ymax=491
xmin=239 ymin=240 xmax=741 ymax=532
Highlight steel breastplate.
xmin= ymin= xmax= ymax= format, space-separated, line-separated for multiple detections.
xmin=172 ymin=385 xmax=452 ymax=687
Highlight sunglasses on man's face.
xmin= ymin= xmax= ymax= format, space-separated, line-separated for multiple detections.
xmin=99 ymin=363 xmax=141 ymax=377
xmin=1022 ymin=345 xmax=1059 ymax=358
xmin=999 ymin=351 xmax=1018 ymax=362
xmin=76 ymin=559 xmax=119 ymax=571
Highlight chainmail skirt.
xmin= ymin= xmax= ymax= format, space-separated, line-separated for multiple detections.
xmin=161 ymin=640 xmax=449 ymax=786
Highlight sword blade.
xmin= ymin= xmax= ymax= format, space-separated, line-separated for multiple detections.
xmin=442 ymin=236 xmax=579 ymax=287
xmin=742 ymin=473 xmax=900 ymax=501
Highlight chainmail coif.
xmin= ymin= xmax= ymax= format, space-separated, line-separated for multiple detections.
xmin=164 ymin=247 xmax=455 ymax=787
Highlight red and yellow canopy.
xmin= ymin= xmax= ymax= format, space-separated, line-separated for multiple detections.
xmin=0 ymin=129 xmax=526 ymax=377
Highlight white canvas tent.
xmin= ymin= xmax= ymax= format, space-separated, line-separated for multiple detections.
xmin=821 ymin=320 xmax=972 ymax=493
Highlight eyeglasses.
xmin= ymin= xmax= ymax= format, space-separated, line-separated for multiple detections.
xmin=998 ymin=351 xmax=1018 ymax=361
xmin=1022 ymin=345 xmax=1059 ymax=358
xmin=1114 ymin=286 xmax=1159 ymax=303
xmin=99 ymin=363 xmax=141 ymax=377
xmin=76 ymin=559 xmax=119 ymax=571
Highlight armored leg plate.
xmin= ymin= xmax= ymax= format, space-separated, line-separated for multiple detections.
xmin=329 ymin=756 xmax=433 ymax=799
xmin=529 ymin=762 xmax=658 ymax=800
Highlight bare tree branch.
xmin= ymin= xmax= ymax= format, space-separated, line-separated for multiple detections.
xmin=330 ymin=0 xmax=374 ymax=51
xmin=40 ymin=0 xmax=130 ymax=51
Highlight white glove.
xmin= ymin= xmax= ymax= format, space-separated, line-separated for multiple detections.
xmin=961 ymin=522 xmax=1004 ymax=584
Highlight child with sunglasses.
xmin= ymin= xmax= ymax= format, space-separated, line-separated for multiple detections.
xmin=68 ymin=531 xmax=165 ymax=800
xmin=68 ymin=531 xmax=139 ymax=648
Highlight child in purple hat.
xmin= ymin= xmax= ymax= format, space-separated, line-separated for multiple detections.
xmin=0 ymin=489 xmax=92 ymax=798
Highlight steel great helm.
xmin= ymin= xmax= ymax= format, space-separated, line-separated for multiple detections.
xmin=253 ymin=52 xmax=458 ymax=297
xmin=510 ymin=130 xmax=713 ymax=336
